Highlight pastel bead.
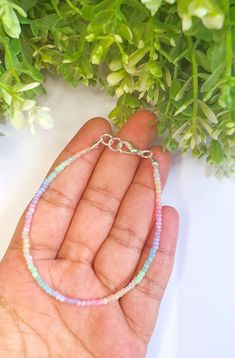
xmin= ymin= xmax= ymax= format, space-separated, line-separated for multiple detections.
xmin=21 ymin=136 xmax=162 ymax=307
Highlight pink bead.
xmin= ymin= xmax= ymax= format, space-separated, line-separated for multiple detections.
xmin=21 ymin=138 xmax=163 ymax=308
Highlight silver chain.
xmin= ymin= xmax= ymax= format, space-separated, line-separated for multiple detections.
xmin=91 ymin=133 xmax=158 ymax=165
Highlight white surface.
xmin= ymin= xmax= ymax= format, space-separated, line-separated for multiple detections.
xmin=0 ymin=78 xmax=235 ymax=358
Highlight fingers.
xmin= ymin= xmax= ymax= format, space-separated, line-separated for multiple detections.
xmin=93 ymin=146 xmax=172 ymax=291
xmin=57 ymin=110 xmax=156 ymax=263
xmin=120 ymin=206 xmax=179 ymax=344
xmin=8 ymin=118 xmax=111 ymax=260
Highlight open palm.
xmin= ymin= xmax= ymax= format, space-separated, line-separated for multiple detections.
xmin=0 ymin=111 xmax=179 ymax=357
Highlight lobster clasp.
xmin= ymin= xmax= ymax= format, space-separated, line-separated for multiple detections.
xmin=117 ymin=140 xmax=139 ymax=155
xmin=94 ymin=133 xmax=154 ymax=159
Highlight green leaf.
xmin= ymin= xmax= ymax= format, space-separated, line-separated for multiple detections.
xmin=109 ymin=55 xmax=123 ymax=71
xmin=11 ymin=3 xmax=27 ymax=18
xmin=201 ymin=63 xmax=225 ymax=93
xmin=14 ymin=0 xmax=37 ymax=12
xmin=198 ymin=100 xmax=218 ymax=124
xmin=1 ymin=5 xmax=21 ymax=38
xmin=90 ymin=39 xmax=114 ymax=64
xmin=126 ymin=47 xmax=149 ymax=68
xmin=108 ymin=106 xmax=120 ymax=119
xmin=4 ymin=43 xmax=22 ymax=72
xmin=208 ymin=140 xmax=224 ymax=164
xmin=124 ymin=94 xmax=140 ymax=108
xmin=174 ymin=77 xmax=192 ymax=101
xmin=0 ymin=0 xmax=232 ymax=175
xmin=117 ymin=23 xmax=133 ymax=43
xmin=169 ymin=79 xmax=182 ymax=99
xmin=31 ymin=14 xmax=59 ymax=31
xmin=9 ymin=38 xmax=21 ymax=55
xmin=169 ymin=138 xmax=179 ymax=152
xmin=87 ymin=9 xmax=116 ymax=34
xmin=16 ymin=82 xmax=40 ymax=92
xmin=20 ymin=53 xmax=44 ymax=82
xmin=63 ymin=37 xmax=84 ymax=63
xmin=148 ymin=60 xmax=162 ymax=77
xmin=82 ymin=0 xmax=116 ymax=21
xmin=210 ymin=41 xmax=226 ymax=72
xmin=107 ymin=70 xmax=125 ymax=85
xmin=173 ymin=99 xmax=194 ymax=116
xmin=196 ymin=50 xmax=211 ymax=72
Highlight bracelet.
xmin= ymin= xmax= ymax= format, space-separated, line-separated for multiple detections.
xmin=22 ymin=133 xmax=162 ymax=307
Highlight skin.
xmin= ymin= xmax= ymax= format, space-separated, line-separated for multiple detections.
xmin=0 ymin=110 xmax=179 ymax=358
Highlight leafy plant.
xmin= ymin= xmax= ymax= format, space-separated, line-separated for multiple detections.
xmin=0 ymin=0 xmax=234 ymax=176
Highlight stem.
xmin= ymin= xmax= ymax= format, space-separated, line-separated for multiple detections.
xmin=224 ymin=0 xmax=233 ymax=121
xmin=51 ymin=0 xmax=62 ymax=18
xmin=173 ymin=64 xmax=178 ymax=79
xmin=225 ymin=27 xmax=233 ymax=121
xmin=225 ymin=28 xmax=232 ymax=78
xmin=0 ymin=81 xmax=15 ymax=96
xmin=0 ymin=81 xmax=22 ymax=103
xmin=149 ymin=18 xmax=154 ymax=60
xmin=65 ymin=0 xmax=82 ymax=15
xmin=157 ymin=47 xmax=175 ymax=64
xmin=188 ymin=37 xmax=198 ymax=132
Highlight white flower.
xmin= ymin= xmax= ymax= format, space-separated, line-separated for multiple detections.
xmin=28 ymin=105 xmax=54 ymax=135
xmin=22 ymin=99 xmax=37 ymax=111
xmin=5 ymin=97 xmax=54 ymax=134
xmin=182 ymin=14 xmax=192 ymax=31
xmin=189 ymin=2 xmax=209 ymax=17
xmin=202 ymin=13 xmax=224 ymax=30
xmin=141 ymin=0 xmax=163 ymax=15
xmin=179 ymin=0 xmax=225 ymax=31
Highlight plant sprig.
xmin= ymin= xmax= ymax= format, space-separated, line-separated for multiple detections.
xmin=0 ymin=0 xmax=234 ymax=176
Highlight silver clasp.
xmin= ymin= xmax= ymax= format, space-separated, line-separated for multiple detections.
xmin=91 ymin=133 xmax=154 ymax=160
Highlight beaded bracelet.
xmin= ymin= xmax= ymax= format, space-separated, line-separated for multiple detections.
xmin=22 ymin=133 xmax=162 ymax=307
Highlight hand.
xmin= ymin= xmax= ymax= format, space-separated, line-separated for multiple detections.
xmin=0 ymin=111 xmax=179 ymax=358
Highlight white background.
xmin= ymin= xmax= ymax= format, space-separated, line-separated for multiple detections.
xmin=0 ymin=79 xmax=235 ymax=358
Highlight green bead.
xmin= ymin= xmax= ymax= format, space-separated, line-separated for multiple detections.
xmin=135 ymin=275 xmax=142 ymax=283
